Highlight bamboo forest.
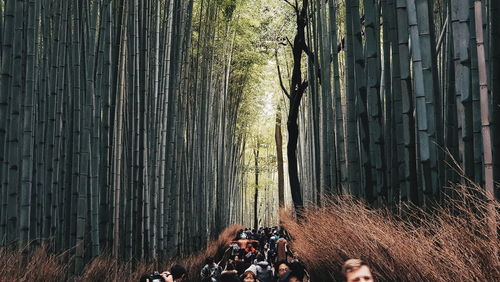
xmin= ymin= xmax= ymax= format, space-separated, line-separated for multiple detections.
xmin=0 ymin=0 xmax=499 ymax=281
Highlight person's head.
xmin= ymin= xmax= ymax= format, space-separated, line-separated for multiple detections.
xmin=342 ymin=259 xmax=373 ymax=282
xmin=220 ymin=273 xmax=239 ymax=282
xmin=278 ymin=270 xmax=302 ymax=282
xmin=277 ymin=261 xmax=290 ymax=277
xmin=242 ymin=271 xmax=257 ymax=282
xmin=289 ymin=261 xmax=305 ymax=279
xmin=256 ymin=253 xmax=265 ymax=262
xmin=205 ymin=257 xmax=215 ymax=266
xmin=170 ymin=264 xmax=187 ymax=281
xmin=226 ymin=261 xmax=235 ymax=271
xmin=287 ymin=271 xmax=303 ymax=282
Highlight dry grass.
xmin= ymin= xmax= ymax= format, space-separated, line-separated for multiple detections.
xmin=75 ymin=224 xmax=242 ymax=282
xmin=0 ymin=225 xmax=242 ymax=282
xmin=0 ymin=243 xmax=67 ymax=281
xmin=75 ymin=256 xmax=151 ymax=282
xmin=2 ymin=182 xmax=499 ymax=282
xmin=281 ymin=183 xmax=500 ymax=281
xmin=172 ymin=224 xmax=243 ymax=280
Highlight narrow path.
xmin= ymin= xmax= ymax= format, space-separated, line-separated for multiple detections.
xmin=200 ymin=227 xmax=309 ymax=282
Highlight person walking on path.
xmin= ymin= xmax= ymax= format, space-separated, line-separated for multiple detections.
xmin=246 ymin=253 xmax=273 ymax=282
xmin=220 ymin=261 xmax=239 ymax=282
xmin=141 ymin=264 xmax=187 ymax=282
xmin=274 ymin=261 xmax=290 ymax=282
xmin=278 ymin=260 xmax=306 ymax=282
xmin=268 ymin=231 xmax=279 ymax=264
xmin=241 ymin=270 xmax=259 ymax=282
xmin=201 ymin=257 xmax=223 ymax=282
xmin=342 ymin=259 xmax=374 ymax=282
xmin=276 ymin=237 xmax=288 ymax=262
xmin=244 ymin=243 xmax=258 ymax=263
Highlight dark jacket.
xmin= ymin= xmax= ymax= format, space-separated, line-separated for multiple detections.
xmin=246 ymin=261 xmax=273 ymax=282
xmin=200 ymin=264 xmax=222 ymax=281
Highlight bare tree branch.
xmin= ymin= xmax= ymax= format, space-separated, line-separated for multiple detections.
xmin=283 ymin=0 xmax=299 ymax=13
xmin=286 ymin=37 xmax=294 ymax=49
xmin=275 ymin=49 xmax=291 ymax=99
xmin=303 ymin=43 xmax=312 ymax=57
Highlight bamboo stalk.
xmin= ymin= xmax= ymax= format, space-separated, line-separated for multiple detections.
xmin=473 ymin=0 xmax=496 ymax=249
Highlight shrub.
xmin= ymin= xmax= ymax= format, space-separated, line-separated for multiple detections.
xmin=281 ymin=183 xmax=500 ymax=281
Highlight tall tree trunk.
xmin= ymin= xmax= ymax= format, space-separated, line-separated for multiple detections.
xmin=315 ymin=0 xmax=332 ymax=200
xmin=0 ymin=2 xmax=16 ymax=217
xmin=473 ymin=0 xmax=496 ymax=249
xmin=451 ymin=0 xmax=474 ymax=184
xmin=253 ymin=138 xmax=260 ymax=230
xmin=352 ymin=0 xmax=373 ymax=202
xmin=285 ymin=0 xmax=309 ymax=215
xmin=275 ymin=103 xmax=285 ymax=208
xmin=407 ymin=0 xmax=434 ymax=207
xmin=364 ymin=0 xmax=386 ymax=205
xmin=491 ymin=0 xmax=500 ymax=192
xmin=345 ymin=0 xmax=361 ymax=196
xmin=5 ymin=0 xmax=24 ymax=246
xmin=328 ymin=0 xmax=346 ymax=191
xmin=396 ymin=0 xmax=418 ymax=203
xmin=20 ymin=0 xmax=37 ymax=247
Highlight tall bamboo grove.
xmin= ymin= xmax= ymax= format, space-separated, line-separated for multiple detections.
xmin=0 ymin=0 xmax=249 ymax=274
xmin=286 ymin=0 xmax=499 ymax=208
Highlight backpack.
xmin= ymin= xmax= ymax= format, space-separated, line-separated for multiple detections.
xmin=255 ymin=262 xmax=273 ymax=282
xmin=231 ymin=243 xmax=240 ymax=256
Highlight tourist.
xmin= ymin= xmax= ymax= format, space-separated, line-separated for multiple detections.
xmin=201 ymin=257 xmax=222 ymax=282
xmin=275 ymin=236 xmax=288 ymax=262
xmin=245 ymin=253 xmax=273 ymax=282
xmin=241 ymin=270 xmax=259 ymax=282
xmin=244 ymin=243 xmax=257 ymax=263
xmin=233 ymin=255 xmax=249 ymax=275
xmin=140 ymin=264 xmax=187 ymax=282
xmin=268 ymin=231 xmax=279 ymax=264
xmin=278 ymin=270 xmax=303 ymax=282
xmin=342 ymin=259 xmax=374 ymax=282
xmin=220 ymin=261 xmax=240 ymax=282
xmin=275 ymin=261 xmax=290 ymax=281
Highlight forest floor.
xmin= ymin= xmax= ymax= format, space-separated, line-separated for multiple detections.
xmin=1 ymin=183 xmax=499 ymax=281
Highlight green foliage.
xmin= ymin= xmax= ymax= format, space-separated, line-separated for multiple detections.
xmin=220 ymin=0 xmax=238 ymax=19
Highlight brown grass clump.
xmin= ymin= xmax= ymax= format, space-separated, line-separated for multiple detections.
xmin=0 ymin=224 xmax=241 ymax=281
xmin=281 ymin=184 xmax=500 ymax=281
xmin=75 ymin=256 xmax=155 ymax=282
xmin=75 ymin=224 xmax=243 ymax=282
xmin=0 ymin=244 xmax=67 ymax=281
xmin=173 ymin=224 xmax=244 ymax=280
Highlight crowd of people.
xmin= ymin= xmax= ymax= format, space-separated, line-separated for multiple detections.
xmin=199 ymin=227 xmax=374 ymax=282
xmin=141 ymin=227 xmax=375 ymax=282
xmin=200 ymin=227 xmax=305 ymax=282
